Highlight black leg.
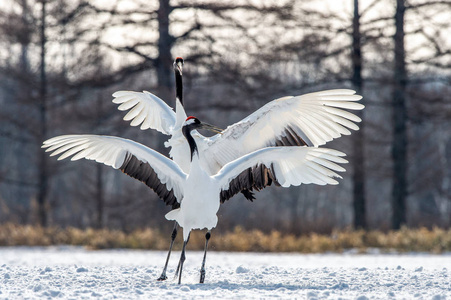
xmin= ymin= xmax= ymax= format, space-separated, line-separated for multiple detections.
xmin=175 ymin=232 xmax=190 ymax=283
xmin=157 ymin=221 xmax=178 ymax=281
xmin=177 ymin=239 xmax=189 ymax=284
xmin=199 ymin=230 xmax=211 ymax=284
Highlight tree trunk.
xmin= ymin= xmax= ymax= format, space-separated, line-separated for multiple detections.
xmin=95 ymin=164 xmax=104 ymax=228
xmin=20 ymin=0 xmax=29 ymax=73
xmin=94 ymin=93 xmax=104 ymax=229
xmin=157 ymin=0 xmax=174 ymax=99
xmin=391 ymin=0 xmax=408 ymax=229
xmin=290 ymin=192 xmax=299 ymax=234
xmin=351 ymin=0 xmax=366 ymax=229
xmin=37 ymin=0 xmax=48 ymax=227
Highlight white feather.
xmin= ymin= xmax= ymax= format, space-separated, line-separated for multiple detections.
xmin=42 ymin=135 xmax=187 ymax=200
xmin=215 ymin=146 xmax=347 ymax=191
xmin=112 ymin=91 xmax=177 ymax=135
xmin=201 ymin=89 xmax=363 ymax=174
xmin=113 ymin=89 xmax=363 ymax=178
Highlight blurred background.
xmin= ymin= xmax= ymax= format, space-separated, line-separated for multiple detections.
xmin=0 ymin=0 xmax=450 ymax=236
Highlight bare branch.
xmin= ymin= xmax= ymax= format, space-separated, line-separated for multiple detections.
xmin=101 ymin=43 xmax=156 ymax=62
xmin=360 ymin=0 xmax=384 ymax=17
xmin=406 ymin=1 xmax=451 ymax=10
xmin=68 ymin=60 xmax=156 ymax=88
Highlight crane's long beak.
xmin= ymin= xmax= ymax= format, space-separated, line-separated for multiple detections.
xmin=174 ymin=61 xmax=183 ymax=75
xmin=200 ymin=123 xmax=223 ymax=134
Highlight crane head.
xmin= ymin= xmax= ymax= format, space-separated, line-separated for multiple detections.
xmin=184 ymin=116 xmax=222 ymax=134
xmin=182 ymin=116 xmax=221 ymax=160
xmin=173 ymin=57 xmax=184 ymax=75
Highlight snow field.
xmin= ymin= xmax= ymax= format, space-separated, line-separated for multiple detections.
xmin=0 ymin=247 xmax=449 ymax=299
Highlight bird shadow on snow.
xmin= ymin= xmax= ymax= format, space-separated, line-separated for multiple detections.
xmin=152 ymin=264 xmax=339 ymax=292
xmin=156 ymin=280 xmax=330 ymax=292
xmin=182 ymin=283 xmax=304 ymax=291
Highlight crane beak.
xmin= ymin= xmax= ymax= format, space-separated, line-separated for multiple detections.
xmin=200 ymin=123 xmax=223 ymax=134
xmin=174 ymin=61 xmax=183 ymax=75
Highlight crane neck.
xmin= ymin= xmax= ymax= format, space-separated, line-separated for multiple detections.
xmin=173 ymin=66 xmax=186 ymax=129
xmin=175 ymin=98 xmax=187 ymax=128
xmin=182 ymin=126 xmax=197 ymax=161
xmin=174 ymin=68 xmax=183 ymax=106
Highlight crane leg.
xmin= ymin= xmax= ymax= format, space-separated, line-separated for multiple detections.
xmin=174 ymin=232 xmax=190 ymax=282
xmin=176 ymin=238 xmax=189 ymax=284
xmin=199 ymin=230 xmax=211 ymax=283
xmin=157 ymin=221 xmax=178 ymax=281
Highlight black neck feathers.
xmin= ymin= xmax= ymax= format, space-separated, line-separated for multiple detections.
xmin=182 ymin=126 xmax=197 ymax=161
xmin=174 ymin=67 xmax=183 ymax=105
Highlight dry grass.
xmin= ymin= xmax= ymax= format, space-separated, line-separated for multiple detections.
xmin=0 ymin=223 xmax=450 ymax=253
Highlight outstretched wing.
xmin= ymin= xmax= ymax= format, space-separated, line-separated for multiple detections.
xmin=42 ymin=135 xmax=187 ymax=208
xmin=112 ymin=91 xmax=179 ymax=135
xmin=214 ymin=146 xmax=348 ymax=203
xmin=202 ymin=89 xmax=363 ymax=174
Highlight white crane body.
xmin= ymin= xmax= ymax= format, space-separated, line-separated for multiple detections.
xmin=166 ymin=155 xmax=220 ymax=240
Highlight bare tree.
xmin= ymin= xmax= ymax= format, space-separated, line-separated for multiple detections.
xmin=156 ymin=0 xmax=173 ymax=100
xmin=391 ymin=0 xmax=408 ymax=229
xmin=36 ymin=0 xmax=49 ymax=226
xmin=0 ymin=0 xmax=117 ymax=226
xmin=351 ymin=0 xmax=367 ymax=229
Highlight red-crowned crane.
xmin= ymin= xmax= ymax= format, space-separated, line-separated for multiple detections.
xmin=111 ymin=58 xmax=364 ymax=281
xmin=43 ymin=116 xmax=348 ymax=284
xmin=46 ymin=58 xmax=364 ymax=283
xmin=112 ymin=58 xmax=255 ymax=281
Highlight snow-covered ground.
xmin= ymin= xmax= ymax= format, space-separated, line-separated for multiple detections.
xmin=0 ymin=246 xmax=449 ymax=299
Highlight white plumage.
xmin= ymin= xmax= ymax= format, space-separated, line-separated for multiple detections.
xmin=112 ymin=90 xmax=191 ymax=171
xmin=43 ymin=116 xmax=349 ymax=284
xmin=112 ymin=89 xmax=363 ymax=175
xmin=43 ymin=135 xmax=186 ymax=201
xmin=165 ymin=145 xmax=347 ymax=239
xmin=42 ymin=123 xmax=347 ymax=240
xmin=113 ymin=90 xmax=180 ymax=133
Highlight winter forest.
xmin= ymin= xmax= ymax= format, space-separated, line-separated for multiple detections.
xmin=0 ymin=0 xmax=450 ymax=235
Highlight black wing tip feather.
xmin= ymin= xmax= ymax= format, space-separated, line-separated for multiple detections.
xmin=275 ymin=126 xmax=310 ymax=147
xmin=241 ymin=189 xmax=255 ymax=202
xmin=120 ymin=153 xmax=179 ymax=208
xmin=220 ymin=163 xmax=279 ymax=204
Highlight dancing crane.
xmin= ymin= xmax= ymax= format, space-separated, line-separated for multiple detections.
xmin=43 ymin=116 xmax=348 ymax=284
xmin=113 ymin=57 xmax=255 ymax=280
xmin=103 ymin=77 xmax=364 ymax=281
xmin=112 ymin=59 xmax=362 ymax=281
xmin=48 ymin=58 xmax=364 ymax=283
